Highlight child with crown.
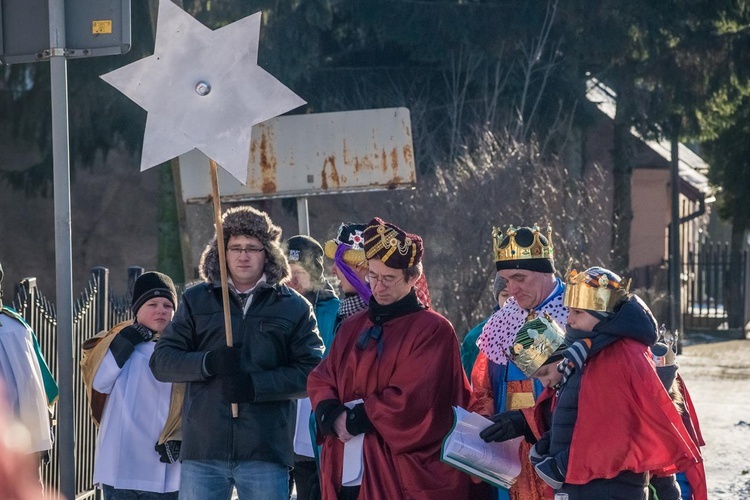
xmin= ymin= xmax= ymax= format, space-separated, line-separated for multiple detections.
xmin=520 ymin=266 xmax=705 ymax=500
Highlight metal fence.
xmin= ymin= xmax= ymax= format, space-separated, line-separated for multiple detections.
xmin=682 ymin=242 xmax=750 ymax=333
xmin=10 ymin=266 xmax=145 ymax=500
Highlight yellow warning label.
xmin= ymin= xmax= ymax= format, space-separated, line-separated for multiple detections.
xmin=92 ymin=20 xmax=113 ymax=35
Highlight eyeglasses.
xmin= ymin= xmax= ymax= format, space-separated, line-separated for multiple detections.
xmin=227 ymin=246 xmax=265 ymax=255
xmin=365 ymin=273 xmax=404 ymax=288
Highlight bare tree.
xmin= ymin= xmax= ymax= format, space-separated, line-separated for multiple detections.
xmin=306 ymin=0 xmax=609 ymax=334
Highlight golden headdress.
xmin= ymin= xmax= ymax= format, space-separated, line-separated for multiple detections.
xmin=509 ymin=311 xmax=567 ymax=378
xmin=363 ymin=217 xmax=423 ymax=269
xmin=563 ymin=266 xmax=631 ymax=312
xmin=493 ymin=224 xmax=555 ymax=273
xmin=323 ymin=223 xmax=368 ymax=267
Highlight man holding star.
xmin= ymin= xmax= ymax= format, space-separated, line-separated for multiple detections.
xmin=150 ymin=206 xmax=324 ymax=500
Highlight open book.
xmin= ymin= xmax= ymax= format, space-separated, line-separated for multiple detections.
xmin=441 ymin=406 xmax=523 ymax=489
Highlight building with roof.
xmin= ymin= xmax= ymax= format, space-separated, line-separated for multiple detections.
xmin=583 ymin=79 xmax=739 ymax=331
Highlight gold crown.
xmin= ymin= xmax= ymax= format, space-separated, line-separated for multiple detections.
xmin=493 ymin=224 xmax=553 ymax=263
xmin=563 ymin=267 xmax=631 ymax=312
xmin=508 ymin=311 xmax=566 ymax=377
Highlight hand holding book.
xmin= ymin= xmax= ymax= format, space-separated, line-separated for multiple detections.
xmin=441 ymin=406 xmax=523 ymax=489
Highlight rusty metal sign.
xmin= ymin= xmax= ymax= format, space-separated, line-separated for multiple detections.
xmin=178 ymin=107 xmax=416 ymax=202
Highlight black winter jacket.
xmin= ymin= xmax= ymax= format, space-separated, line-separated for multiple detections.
xmin=150 ymin=281 xmax=324 ymax=466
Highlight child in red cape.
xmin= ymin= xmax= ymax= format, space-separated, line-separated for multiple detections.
xmin=481 ymin=266 xmax=705 ymax=500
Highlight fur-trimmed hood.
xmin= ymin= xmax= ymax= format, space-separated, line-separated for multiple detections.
xmin=199 ymin=206 xmax=290 ymax=285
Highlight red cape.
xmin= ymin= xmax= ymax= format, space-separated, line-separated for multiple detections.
xmin=676 ymin=374 xmax=707 ymax=500
xmin=308 ymin=308 xmax=472 ymax=500
xmin=565 ymin=339 xmax=702 ymax=484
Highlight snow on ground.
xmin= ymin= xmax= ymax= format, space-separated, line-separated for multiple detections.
xmin=679 ymin=336 xmax=750 ymax=499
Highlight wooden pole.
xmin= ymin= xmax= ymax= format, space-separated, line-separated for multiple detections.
xmin=209 ymin=159 xmax=239 ymax=418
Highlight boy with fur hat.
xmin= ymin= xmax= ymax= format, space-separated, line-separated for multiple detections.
xmin=81 ymin=271 xmax=181 ymax=498
xmin=285 ymin=234 xmax=339 ymax=500
xmin=150 ymin=206 xmax=324 ymax=500
xmin=307 ymin=217 xmax=472 ymax=500
xmin=528 ymin=266 xmax=703 ymax=499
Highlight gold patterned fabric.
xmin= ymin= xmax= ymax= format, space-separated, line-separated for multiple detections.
xmin=362 ymin=217 xmax=423 ymax=269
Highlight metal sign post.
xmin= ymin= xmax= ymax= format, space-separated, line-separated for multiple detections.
xmin=297 ymin=197 xmax=310 ymax=236
xmin=2 ymin=1 xmax=131 ymax=496
xmin=47 ymin=1 xmax=75 ymax=497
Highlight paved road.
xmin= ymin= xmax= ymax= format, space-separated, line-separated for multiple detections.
xmin=679 ymin=336 xmax=750 ymax=499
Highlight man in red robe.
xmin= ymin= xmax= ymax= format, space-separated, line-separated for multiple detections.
xmin=307 ymin=217 xmax=472 ymax=500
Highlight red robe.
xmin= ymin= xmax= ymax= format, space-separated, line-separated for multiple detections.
xmin=307 ymin=308 xmax=472 ymax=500
xmin=526 ymin=374 xmax=708 ymax=499
xmin=523 ymin=388 xmax=555 ymax=442
xmin=676 ymin=374 xmax=707 ymax=500
xmin=563 ymin=339 xmax=702 ymax=484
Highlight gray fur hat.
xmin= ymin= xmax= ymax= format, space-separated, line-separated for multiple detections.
xmin=199 ymin=206 xmax=290 ymax=285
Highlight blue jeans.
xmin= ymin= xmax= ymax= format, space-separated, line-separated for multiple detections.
xmin=102 ymin=484 xmax=178 ymax=499
xmin=179 ymin=459 xmax=289 ymax=500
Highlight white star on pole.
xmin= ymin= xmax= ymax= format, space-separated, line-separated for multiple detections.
xmin=101 ymin=0 xmax=306 ymax=183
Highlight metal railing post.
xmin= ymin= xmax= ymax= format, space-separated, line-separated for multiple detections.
xmin=91 ymin=267 xmax=110 ymax=332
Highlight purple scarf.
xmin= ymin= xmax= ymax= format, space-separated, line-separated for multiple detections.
xmin=335 ymin=244 xmax=371 ymax=303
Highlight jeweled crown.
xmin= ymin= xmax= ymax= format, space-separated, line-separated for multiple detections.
xmin=563 ymin=267 xmax=631 ymax=312
xmin=493 ymin=224 xmax=553 ymax=263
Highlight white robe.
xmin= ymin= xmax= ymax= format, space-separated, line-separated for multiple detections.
xmin=92 ymin=341 xmax=180 ymax=493
xmin=0 ymin=313 xmax=53 ymax=453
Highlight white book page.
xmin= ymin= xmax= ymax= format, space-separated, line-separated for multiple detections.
xmin=443 ymin=407 xmax=522 ymax=482
xmin=293 ymin=397 xmax=315 ymax=457
xmin=341 ymin=399 xmax=365 ymax=486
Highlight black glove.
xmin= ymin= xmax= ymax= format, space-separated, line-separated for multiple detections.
xmin=205 ymin=345 xmax=242 ymax=376
xmin=109 ymin=324 xmax=154 ymax=368
xmin=122 ymin=323 xmax=154 ymax=343
xmin=345 ymin=403 xmax=374 ymax=436
xmin=221 ymin=372 xmax=255 ymax=403
xmin=155 ymin=440 xmax=181 ymax=464
xmin=315 ymin=399 xmax=347 ymax=436
xmin=479 ymin=410 xmax=527 ymax=442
